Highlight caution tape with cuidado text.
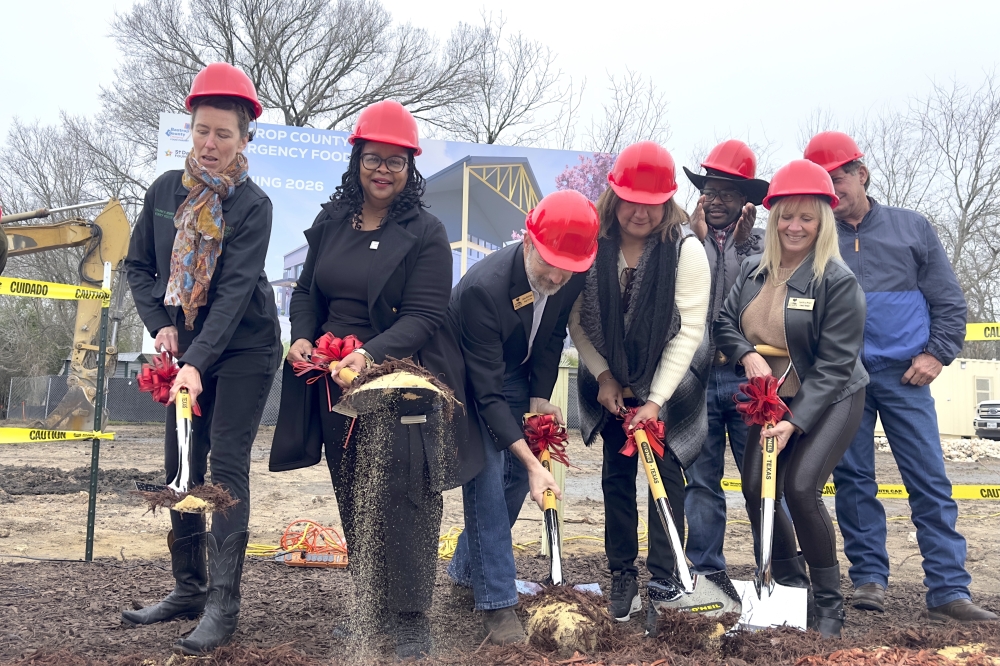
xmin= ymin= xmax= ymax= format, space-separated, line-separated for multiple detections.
xmin=721 ymin=478 xmax=1000 ymax=500
xmin=0 ymin=428 xmax=114 ymax=444
xmin=0 ymin=277 xmax=110 ymax=305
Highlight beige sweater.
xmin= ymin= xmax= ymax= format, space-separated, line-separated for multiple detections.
xmin=741 ymin=266 xmax=801 ymax=397
xmin=568 ymin=239 xmax=710 ymax=407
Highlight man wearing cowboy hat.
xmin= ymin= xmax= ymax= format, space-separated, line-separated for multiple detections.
xmin=683 ymin=141 xmax=781 ymax=581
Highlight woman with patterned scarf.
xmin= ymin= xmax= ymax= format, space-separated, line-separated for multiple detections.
xmin=568 ymin=141 xmax=712 ymax=633
xmin=122 ymin=63 xmax=280 ymax=655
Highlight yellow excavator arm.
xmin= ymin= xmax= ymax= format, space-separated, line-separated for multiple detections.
xmin=1 ymin=200 xmax=132 ymax=430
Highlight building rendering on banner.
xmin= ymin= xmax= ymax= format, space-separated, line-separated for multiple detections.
xmin=273 ymin=154 xmax=542 ymax=313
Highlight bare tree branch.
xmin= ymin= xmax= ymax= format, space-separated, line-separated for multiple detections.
xmin=586 ymin=69 xmax=670 ymax=154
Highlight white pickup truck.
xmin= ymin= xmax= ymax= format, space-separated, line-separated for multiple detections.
xmin=974 ymin=400 xmax=1000 ymax=440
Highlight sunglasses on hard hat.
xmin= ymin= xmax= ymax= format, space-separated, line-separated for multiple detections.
xmin=361 ymin=153 xmax=408 ymax=173
xmin=701 ymin=188 xmax=742 ymax=203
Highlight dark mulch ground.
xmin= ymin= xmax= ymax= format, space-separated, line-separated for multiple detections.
xmin=0 ymin=465 xmax=164 ymax=497
xmin=1 ymin=555 xmax=999 ymax=665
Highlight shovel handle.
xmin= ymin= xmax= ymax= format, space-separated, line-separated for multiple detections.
xmin=176 ymin=388 xmax=193 ymax=420
xmin=338 ymin=367 xmax=359 ymax=384
xmin=761 ymin=420 xmax=778 ymax=501
xmin=634 ymin=428 xmax=667 ymax=501
xmin=754 ymin=344 xmax=788 ymax=357
xmin=539 ymin=449 xmax=558 ymax=512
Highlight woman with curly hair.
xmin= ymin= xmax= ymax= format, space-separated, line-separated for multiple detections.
xmin=269 ymin=100 xmax=482 ymax=660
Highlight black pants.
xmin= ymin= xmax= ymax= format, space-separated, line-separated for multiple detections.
xmin=601 ymin=402 xmax=686 ymax=581
xmin=741 ymin=389 xmax=866 ymax=569
xmin=164 ymin=346 xmax=278 ymax=539
xmin=320 ymin=404 xmax=443 ymax=614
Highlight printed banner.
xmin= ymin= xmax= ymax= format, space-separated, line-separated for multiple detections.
xmin=156 ymin=113 xmax=614 ymax=285
xmin=0 ymin=277 xmax=110 ymax=304
xmin=0 ymin=428 xmax=115 ymax=444
xmin=721 ymin=478 xmax=1000 ymax=500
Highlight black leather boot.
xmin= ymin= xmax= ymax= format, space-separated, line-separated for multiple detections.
xmin=772 ymin=553 xmax=809 ymax=588
xmin=809 ymin=563 xmax=845 ymax=639
xmin=773 ymin=552 xmax=813 ymax=627
xmin=122 ymin=511 xmax=206 ymax=626
xmin=174 ymin=530 xmax=248 ymax=655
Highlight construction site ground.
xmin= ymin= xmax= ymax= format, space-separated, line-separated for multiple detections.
xmin=1 ymin=422 xmax=1000 ymax=665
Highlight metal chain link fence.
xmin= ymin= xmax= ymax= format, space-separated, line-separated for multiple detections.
xmin=7 ymin=372 xmax=285 ymax=426
xmin=7 ymin=369 xmax=575 ymax=429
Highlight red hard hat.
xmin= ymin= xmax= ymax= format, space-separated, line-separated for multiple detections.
xmin=525 ymin=190 xmax=600 ymax=272
xmin=702 ymin=139 xmax=757 ymax=179
xmin=762 ymin=159 xmax=840 ymax=210
xmin=607 ymin=141 xmax=677 ymax=205
xmin=349 ymin=100 xmax=422 ymax=156
xmin=804 ymin=131 xmax=864 ymax=172
xmin=186 ymin=63 xmax=262 ymax=119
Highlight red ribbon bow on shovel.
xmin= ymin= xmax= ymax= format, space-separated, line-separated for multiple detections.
xmin=136 ymin=351 xmax=202 ymax=416
xmin=291 ymin=333 xmax=363 ymax=411
xmin=734 ymin=375 xmax=792 ymax=427
xmin=619 ymin=408 xmax=665 ymax=458
xmin=524 ymin=414 xmax=573 ymax=467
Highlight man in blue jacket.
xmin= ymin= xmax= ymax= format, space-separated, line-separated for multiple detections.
xmin=806 ymin=131 xmax=996 ymax=622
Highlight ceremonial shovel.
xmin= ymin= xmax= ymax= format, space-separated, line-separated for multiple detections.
xmin=133 ymin=388 xmax=229 ymax=513
xmin=516 ymin=414 xmax=601 ymax=596
xmin=732 ymin=345 xmax=808 ymax=631
xmin=134 ymin=388 xmax=193 ymax=494
xmin=631 ymin=422 xmax=741 ymax=621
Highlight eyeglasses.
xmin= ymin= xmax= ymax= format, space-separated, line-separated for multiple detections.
xmin=701 ymin=188 xmax=743 ymax=203
xmin=361 ymin=153 xmax=408 ymax=173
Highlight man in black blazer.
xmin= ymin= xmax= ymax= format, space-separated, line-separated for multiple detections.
xmin=446 ymin=190 xmax=600 ymax=644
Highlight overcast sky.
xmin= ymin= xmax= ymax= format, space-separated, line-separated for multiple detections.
xmin=4 ymin=0 xmax=1000 ymax=180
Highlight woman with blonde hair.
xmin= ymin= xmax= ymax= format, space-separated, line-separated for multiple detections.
xmin=569 ymin=141 xmax=712 ymax=632
xmin=715 ymin=159 xmax=869 ymax=638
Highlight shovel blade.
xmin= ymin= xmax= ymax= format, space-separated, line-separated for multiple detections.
xmin=732 ymin=579 xmax=808 ymax=631
xmin=514 ymin=580 xmax=603 ymax=596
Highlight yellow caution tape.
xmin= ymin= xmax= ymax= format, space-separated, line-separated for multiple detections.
xmin=0 ymin=277 xmax=110 ymax=305
xmin=0 ymin=428 xmax=115 ymax=444
xmin=721 ymin=478 xmax=1000 ymax=500
xmin=966 ymin=323 xmax=1000 ymax=341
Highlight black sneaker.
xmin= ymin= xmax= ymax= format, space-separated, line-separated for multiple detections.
xmin=609 ymin=570 xmax=641 ymax=622
xmin=644 ymin=578 xmax=683 ymax=637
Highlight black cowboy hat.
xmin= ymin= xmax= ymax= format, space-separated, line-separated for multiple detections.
xmin=682 ymin=167 xmax=770 ymax=206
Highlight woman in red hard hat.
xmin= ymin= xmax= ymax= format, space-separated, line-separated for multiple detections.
xmin=568 ymin=141 xmax=713 ymax=632
xmin=122 ymin=62 xmax=281 ymax=655
xmin=269 ymin=100 xmax=482 ymax=659
xmin=714 ymin=159 xmax=869 ymax=638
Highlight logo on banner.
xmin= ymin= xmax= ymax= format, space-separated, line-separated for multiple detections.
xmin=165 ymin=149 xmax=189 ymax=158
xmin=166 ymin=124 xmax=191 ymax=141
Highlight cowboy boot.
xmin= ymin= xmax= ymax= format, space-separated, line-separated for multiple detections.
xmin=809 ymin=563 xmax=845 ymax=639
xmin=122 ymin=511 xmax=206 ymax=626
xmin=174 ymin=530 xmax=249 ymax=655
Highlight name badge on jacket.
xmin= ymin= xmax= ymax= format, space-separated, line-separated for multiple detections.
xmin=787 ymin=298 xmax=815 ymax=311
xmin=512 ymin=292 xmax=534 ymax=310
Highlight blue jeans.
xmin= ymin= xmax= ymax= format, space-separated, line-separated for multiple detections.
xmin=684 ymin=365 xmax=750 ymax=574
xmin=833 ymin=360 xmax=971 ymax=607
xmin=447 ymin=367 xmax=531 ymax=610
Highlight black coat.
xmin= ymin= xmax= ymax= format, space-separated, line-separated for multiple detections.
xmin=448 ymin=241 xmax=583 ymax=451
xmin=714 ymin=253 xmax=869 ymax=435
xmin=125 ymin=170 xmax=280 ymax=371
xmin=268 ymin=202 xmax=484 ymax=490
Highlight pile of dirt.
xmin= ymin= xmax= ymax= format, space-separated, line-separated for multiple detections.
xmin=0 ymin=465 xmax=164 ymax=496
xmin=1 ymin=555 xmax=1000 ymax=666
